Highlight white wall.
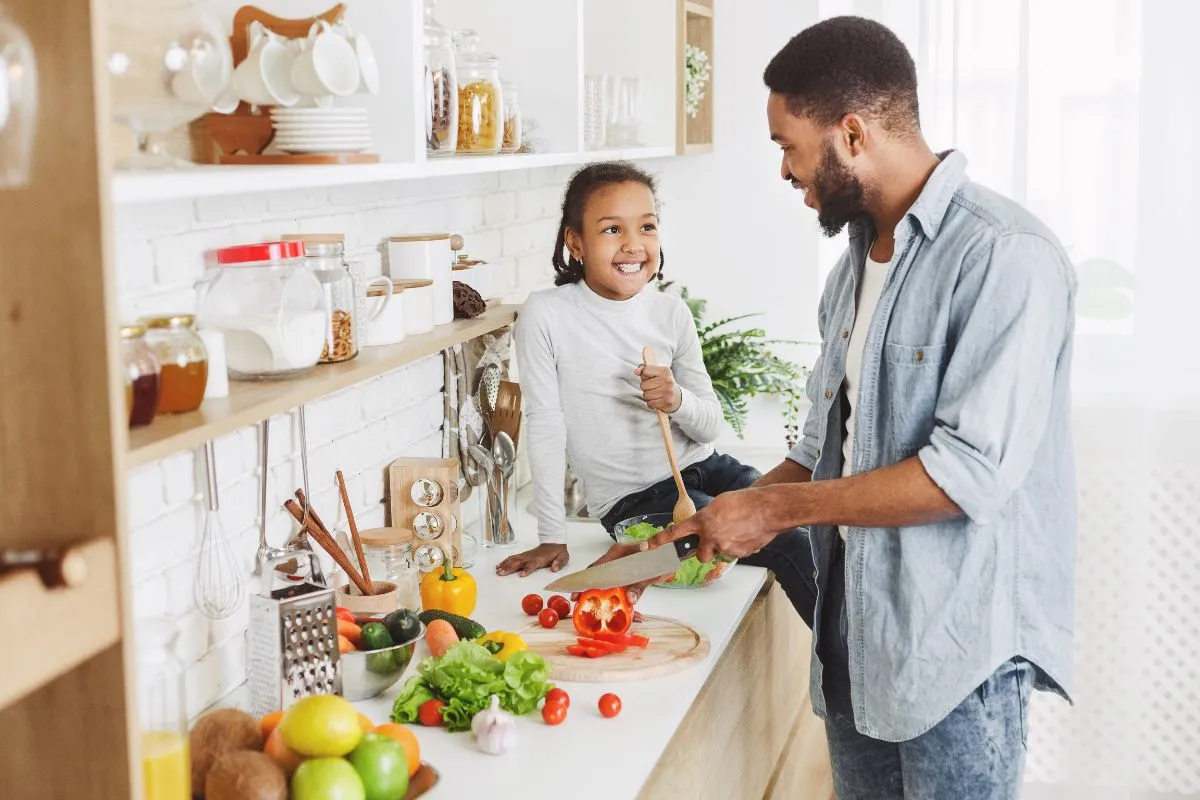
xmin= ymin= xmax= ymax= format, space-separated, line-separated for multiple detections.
xmin=656 ymin=0 xmax=823 ymax=461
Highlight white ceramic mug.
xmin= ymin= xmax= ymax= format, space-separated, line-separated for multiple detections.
xmin=337 ymin=22 xmax=379 ymax=95
xmin=363 ymin=280 xmax=406 ymax=347
xmin=291 ymin=20 xmax=359 ymax=98
xmin=233 ymin=22 xmax=299 ymax=107
xmin=171 ymin=36 xmax=231 ymax=107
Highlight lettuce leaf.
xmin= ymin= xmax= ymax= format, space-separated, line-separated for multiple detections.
xmin=390 ymin=641 xmax=554 ymax=732
xmin=620 ymin=522 xmax=661 ymax=541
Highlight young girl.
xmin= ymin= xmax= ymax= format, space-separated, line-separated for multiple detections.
xmin=495 ymin=162 xmax=813 ymax=622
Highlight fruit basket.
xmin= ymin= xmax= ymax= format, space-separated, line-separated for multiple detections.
xmin=613 ymin=513 xmax=736 ymax=588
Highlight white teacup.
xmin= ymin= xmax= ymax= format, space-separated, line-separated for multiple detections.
xmin=291 ymin=20 xmax=359 ymax=98
xmin=234 ymin=21 xmax=299 ymax=108
xmin=170 ymin=36 xmax=231 ymax=107
xmin=338 ymin=22 xmax=379 ymax=95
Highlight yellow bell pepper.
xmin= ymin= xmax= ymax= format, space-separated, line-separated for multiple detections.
xmin=419 ymin=557 xmax=477 ymax=616
xmin=478 ymin=631 xmax=528 ymax=662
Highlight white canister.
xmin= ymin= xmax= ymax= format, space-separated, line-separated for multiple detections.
xmin=396 ymin=279 xmax=435 ymax=335
xmin=387 ymin=233 xmax=453 ymax=325
xmin=363 ymin=280 xmax=405 ymax=347
xmin=452 ymin=262 xmax=494 ymax=300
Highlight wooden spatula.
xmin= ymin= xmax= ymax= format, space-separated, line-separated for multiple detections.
xmin=642 ymin=346 xmax=697 ymax=524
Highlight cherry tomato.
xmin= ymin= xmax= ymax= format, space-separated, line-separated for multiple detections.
xmin=521 ymin=594 xmax=544 ymax=616
xmin=334 ymin=606 xmax=355 ymax=623
xmin=548 ymin=595 xmax=571 ymax=620
xmin=418 ymin=699 xmax=446 ymax=727
xmin=598 ymin=693 xmax=622 ymax=718
xmin=544 ymin=688 xmax=570 ymax=709
xmin=542 ymin=701 xmax=567 ymax=726
xmin=538 ymin=608 xmax=560 ymax=629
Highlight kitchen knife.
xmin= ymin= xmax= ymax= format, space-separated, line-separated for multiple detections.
xmin=543 ymin=535 xmax=700 ymax=593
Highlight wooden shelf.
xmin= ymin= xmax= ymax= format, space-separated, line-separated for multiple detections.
xmin=111 ymin=147 xmax=677 ymax=204
xmin=677 ymin=0 xmax=715 ymax=155
xmin=684 ymin=2 xmax=714 ymax=18
xmin=125 ymin=305 xmax=519 ymax=469
xmin=0 ymin=538 xmax=123 ymax=711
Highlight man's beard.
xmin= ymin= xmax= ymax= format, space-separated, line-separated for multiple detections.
xmin=812 ymin=140 xmax=869 ymax=238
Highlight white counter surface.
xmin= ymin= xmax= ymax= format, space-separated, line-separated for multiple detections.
xmin=354 ymin=501 xmax=769 ymax=799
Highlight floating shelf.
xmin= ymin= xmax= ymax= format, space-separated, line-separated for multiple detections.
xmin=111 ymin=147 xmax=676 ymax=204
xmin=678 ymin=0 xmax=715 ymax=154
xmin=125 ymin=304 xmax=519 ymax=469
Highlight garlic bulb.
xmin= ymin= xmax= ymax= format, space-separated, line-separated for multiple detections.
xmin=472 ymin=695 xmax=518 ymax=755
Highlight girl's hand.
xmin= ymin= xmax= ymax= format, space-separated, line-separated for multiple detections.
xmin=496 ymin=543 xmax=569 ymax=577
xmin=635 ymin=363 xmax=683 ymax=414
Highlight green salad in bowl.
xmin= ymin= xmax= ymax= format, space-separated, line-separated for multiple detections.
xmin=613 ymin=513 xmax=736 ymax=588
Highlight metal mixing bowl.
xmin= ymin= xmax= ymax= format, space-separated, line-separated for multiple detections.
xmin=339 ymin=621 xmax=424 ymax=701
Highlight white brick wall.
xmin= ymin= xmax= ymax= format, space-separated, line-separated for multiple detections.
xmin=119 ymin=167 xmax=566 ymax=717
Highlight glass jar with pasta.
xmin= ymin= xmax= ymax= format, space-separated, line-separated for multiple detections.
xmin=452 ymin=30 xmax=503 ymax=155
xmin=501 ymin=81 xmax=522 ymax=154
xmin=297 ymin=239 xmax=359 ymax=364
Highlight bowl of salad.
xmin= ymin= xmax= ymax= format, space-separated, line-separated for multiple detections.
xmin=613 ymin=513 xmax=736 ymax=589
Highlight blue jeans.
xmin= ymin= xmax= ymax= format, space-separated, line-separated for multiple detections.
xmin=599 ymin=452 xmax=818 ymax=628
xmin=819 ymin=540 xmax=1034 ymax=799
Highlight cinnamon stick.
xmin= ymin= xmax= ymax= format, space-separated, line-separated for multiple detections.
xmin=294 ymin=488 xmax=334 ymax=541
xmin=284 ymin=499 xmax=372 ymax=596
xmin=335 ymin=470 xmax=372 ymax=587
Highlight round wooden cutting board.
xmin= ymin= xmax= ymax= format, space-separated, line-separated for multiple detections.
xmin=521 ymin=615 xmax=710 ymax=682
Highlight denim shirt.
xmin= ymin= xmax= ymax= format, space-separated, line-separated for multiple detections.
xmin=789 ymin=151 xmax=1078 ymax=741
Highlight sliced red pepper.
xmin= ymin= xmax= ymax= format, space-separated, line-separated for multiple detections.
xmin=592 ymin=630 xmax=650 ymax=648
xmin=577 ymin=636 xmax=625 ymax=653
xmin=566 ymin=644 xmax=609 ymax=658
xmin=572 ymin=587 xmax=633 ymax=638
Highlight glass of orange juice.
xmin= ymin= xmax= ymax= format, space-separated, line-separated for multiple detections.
xmin=136 ymin=619 xmax=190 ymax=800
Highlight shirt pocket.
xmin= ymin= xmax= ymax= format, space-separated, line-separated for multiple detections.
xmin=883 ymin=342 xmax=947 ymax=457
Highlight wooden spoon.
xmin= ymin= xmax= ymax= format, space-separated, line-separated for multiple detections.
xmin=642 ymin=346 xmax=697 ymax=524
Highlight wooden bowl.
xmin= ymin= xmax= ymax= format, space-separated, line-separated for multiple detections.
xmin=335 ymin=581 xmax=399 ymax=615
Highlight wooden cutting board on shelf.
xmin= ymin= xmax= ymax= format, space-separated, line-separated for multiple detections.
xmin=521 ymin=615 xmax=710 ymax=682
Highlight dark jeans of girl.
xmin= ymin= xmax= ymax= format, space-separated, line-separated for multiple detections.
xmin=599 ymin=452 xmax=818 ymax=628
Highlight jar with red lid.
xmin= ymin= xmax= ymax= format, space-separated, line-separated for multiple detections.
xmin=197 ymin=241 xmax=327 ymax=380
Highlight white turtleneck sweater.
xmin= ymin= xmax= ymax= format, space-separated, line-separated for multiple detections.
xmin=514 ymin=281 xmax=725 ymax=545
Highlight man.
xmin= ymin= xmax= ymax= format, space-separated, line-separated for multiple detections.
xmin=651 ymin=16 xmax=1077 ymax=800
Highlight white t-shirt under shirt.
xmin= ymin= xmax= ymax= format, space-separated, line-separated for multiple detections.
xmin=514 ymin=281 xmax=725 ymax=545
xmin=839 ymin=243 xmax=892 ymax=539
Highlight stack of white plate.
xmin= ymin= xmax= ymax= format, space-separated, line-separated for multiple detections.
xmin=269 ymin=108 xmax=372 ymax=154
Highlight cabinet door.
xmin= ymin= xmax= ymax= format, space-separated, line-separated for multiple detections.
xmin=0 ymin=0 xmax=133 ymax=796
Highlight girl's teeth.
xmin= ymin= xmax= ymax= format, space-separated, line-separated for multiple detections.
xmin=615 ymin=263 xmax=644 ymax=274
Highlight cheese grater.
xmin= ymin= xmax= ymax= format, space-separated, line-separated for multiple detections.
xmin=248 ymin=584 xmax=342 ymax=718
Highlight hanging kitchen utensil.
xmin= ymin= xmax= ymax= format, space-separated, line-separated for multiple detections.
xmin=287 ymin=404 xmax=326 ymax=587
xmin=490 ymin=380 xmax=522 ymax=447
xmin=253 ymin=418 xmax=283 ymax=578
xmin=642 ymin=346 xmax=697 ymax=524
xmin=194 ymin=440 xmax=245 ymax=619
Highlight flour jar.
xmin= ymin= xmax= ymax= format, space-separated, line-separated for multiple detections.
xmin=386 ymin=233 xmax=453 ymax=325
xmin=395 ymin=279 xmax=435 ymax=335
xmin=199 ymin=242 xmax=327 ymax=380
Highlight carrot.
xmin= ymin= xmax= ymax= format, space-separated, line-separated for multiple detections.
xmin=338 ymin=634 xmax=357 ymax=653
xmin=337 ymin=618 xmax=363 ymax=648
xmin=425 ymin=619 xmax=459 ymax=658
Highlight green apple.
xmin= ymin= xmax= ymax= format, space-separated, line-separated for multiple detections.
xmin=347 ymin=733 xmax=410 ymax=800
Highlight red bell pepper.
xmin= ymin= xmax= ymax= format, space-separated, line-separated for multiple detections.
xmin=592 ymin=630 xmax=650 ymax=648
xmin=566 ymin=644 xmax=610 ymax=658
xmin=572 ymin=587 xmax=633 ymax=638
xmin=577 ymin=636 xmax=625 ymax=653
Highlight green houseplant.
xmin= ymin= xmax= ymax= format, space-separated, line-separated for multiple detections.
xmin=659 ymin=282 xmax=809 ymax=448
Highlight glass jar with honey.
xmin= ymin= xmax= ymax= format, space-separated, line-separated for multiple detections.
xmin=121 ymin=323 xmax=161 ymax=428
xmin=138 ymin=314 xmax=208 ymax=415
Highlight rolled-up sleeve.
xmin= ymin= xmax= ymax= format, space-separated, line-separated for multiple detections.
xmin=918 ymin=232 xmax=1075 ymax=524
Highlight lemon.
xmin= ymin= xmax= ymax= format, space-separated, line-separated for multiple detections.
xmin=280 ymin=695 xmax=364 ymax=758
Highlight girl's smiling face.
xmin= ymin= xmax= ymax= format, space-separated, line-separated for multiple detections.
xmin=564 ymin=181 xmax=660 ymax=301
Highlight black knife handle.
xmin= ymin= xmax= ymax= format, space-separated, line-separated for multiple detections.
xmin=673 ymin=535 xmax=700 ymax=559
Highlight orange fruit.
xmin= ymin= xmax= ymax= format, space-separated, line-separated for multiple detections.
xmin=371 ymin=723 xmax=421 ymax=777
xmin=259 ymin=709 xmax=285 ymax=742
xmin=264 ymin=728 xmax=305 ymax=777
xmin=357 ymin=713 xmax=374 ymax=732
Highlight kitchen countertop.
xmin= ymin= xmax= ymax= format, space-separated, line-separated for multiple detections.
xmin=353 ymin=498 xmax=771 ymax=799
